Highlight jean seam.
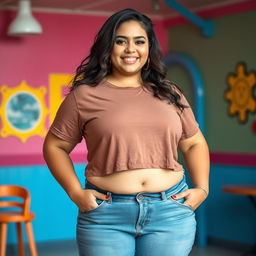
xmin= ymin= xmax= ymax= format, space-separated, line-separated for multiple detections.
xmin=168 ymin=197 xmax=194 ymax=212
xmin=79 ymin=200 xmax=106 ymax=214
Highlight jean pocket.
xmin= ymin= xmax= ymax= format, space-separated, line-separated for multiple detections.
xmin=80 ymin=199 xmax=106 ymax=214
xmin=169 ymin=196 xmax=194 ymax=212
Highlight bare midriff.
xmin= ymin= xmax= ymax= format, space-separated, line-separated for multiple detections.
xmin=87 ymin=168 xmax=184 ymax=194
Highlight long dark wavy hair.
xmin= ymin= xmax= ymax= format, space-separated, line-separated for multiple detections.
xmin=71 ymin=8 xmax=187 ymax=110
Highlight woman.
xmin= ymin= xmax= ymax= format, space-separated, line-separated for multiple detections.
xmin=43 ymin=8 xmax=210 ymax=256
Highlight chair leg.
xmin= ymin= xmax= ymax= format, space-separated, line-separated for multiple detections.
xmin=16 ymin=223 xmax=25 ymax=256
xmin=0 ymin=223 xmax=8 ymax=256
xmin=25 ymin=222 xmax=37 ymax=256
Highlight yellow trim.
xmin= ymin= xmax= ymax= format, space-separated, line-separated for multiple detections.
xmin=49 ymin=73 xmax=73 ymax=124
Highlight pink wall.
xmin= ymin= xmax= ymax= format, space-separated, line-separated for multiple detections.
xmin=0 ymin=10 xmax=167 ymax=165
xmin=1 ymin=1 xmax=255 ymax=166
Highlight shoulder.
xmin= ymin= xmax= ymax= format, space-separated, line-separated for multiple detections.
xmin=165 ymin=81 xmax=190 ymax=107
xmin=70 ymin=83 xmax=102 ymax=98
xmin=72 ymin=83 xmax=98 ymax=93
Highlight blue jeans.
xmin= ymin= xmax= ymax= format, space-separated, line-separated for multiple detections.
xmin=76 ymin=175 xmax=196 ymax=256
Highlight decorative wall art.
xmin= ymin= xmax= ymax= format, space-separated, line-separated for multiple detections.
xmin=0 ymin=74 xmax=72 ymax=143
xmin=225 ymin=62 xmax=256 ymax=123
xmin=0 ymin=81 xmax=48 ymax=142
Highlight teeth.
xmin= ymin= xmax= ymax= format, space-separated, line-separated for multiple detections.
xmin=124 ymin=58 xmax=137 ymax=61
xmin=123 ymin=57 xmax=137 ymax=63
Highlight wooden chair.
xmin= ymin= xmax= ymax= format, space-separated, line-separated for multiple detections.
xmin=0 ymin=185 xmax=38 ymax=256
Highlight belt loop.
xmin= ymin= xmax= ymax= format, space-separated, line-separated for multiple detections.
xmin=106 ymin=191 xmax=112 ymax=204
xmin=161 ymin=191 xmax=167 ymax=201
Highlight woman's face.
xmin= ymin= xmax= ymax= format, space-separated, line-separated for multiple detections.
xmin=110 ymin=20 xmax=149 ymax=78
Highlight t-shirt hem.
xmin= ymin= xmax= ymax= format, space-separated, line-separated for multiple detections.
xmin=85 ymin=164 xmax=184 ymax=177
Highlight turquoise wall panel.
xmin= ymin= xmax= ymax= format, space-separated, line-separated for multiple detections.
xmin=0 ymin=164 xmax=86 ymax=244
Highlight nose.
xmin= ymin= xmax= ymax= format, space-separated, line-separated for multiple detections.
xmin=125 ymin=42 xmax=135 ymax=53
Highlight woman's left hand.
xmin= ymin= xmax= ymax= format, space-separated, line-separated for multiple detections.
xmin=171 ymin=188 xmax=208 ymax=211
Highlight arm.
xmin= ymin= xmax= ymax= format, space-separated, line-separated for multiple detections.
xmin=175 ymin=129 xmax=210 ymax=210
xmin=43 ymin=131 xmax=107 ymax=212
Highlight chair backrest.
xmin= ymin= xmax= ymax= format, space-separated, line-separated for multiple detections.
xmin=0 ymin=185 xmax=31 ymax=216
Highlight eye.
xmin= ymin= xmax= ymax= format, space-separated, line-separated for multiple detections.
xmin=115 ymin=39 xmax=126 ymax=45
xmin=135 ymin=40 xmax=146 ymax=45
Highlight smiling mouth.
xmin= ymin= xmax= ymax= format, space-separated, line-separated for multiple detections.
xmin=121 ymin=57 xmax=139 ymax=64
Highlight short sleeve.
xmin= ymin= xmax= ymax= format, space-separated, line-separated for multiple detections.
xmin=178 ymin=94 xmax=199 ymax=140
xmin=49 ymin=91 xmax=83 ymax=144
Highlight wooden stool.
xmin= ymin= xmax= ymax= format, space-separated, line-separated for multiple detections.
xmin=0 ymin=185 xmax=38 ymax=256
xmin=222 ymin=184 xmax=256 ymax=256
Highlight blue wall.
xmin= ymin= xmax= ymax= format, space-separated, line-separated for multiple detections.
xmin=0 ymin=164 xmax=86 ymax=244
xmin=207 ymin=165 xmax=256 ymax=245
xmin=0 ymin=164 xmax=255 ymax=245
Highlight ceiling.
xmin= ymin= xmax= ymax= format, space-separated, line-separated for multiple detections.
xmin=0 ymin=0 xmax=248 ymax=19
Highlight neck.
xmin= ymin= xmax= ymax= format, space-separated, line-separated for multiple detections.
xmin=107 ymin=73 xmax=142 ymax=87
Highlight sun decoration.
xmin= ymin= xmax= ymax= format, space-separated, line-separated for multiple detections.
xmin=0 ymin=81 xmax=48 ymax=142
xmin=225 ymin=63 xmax=256 ymax=123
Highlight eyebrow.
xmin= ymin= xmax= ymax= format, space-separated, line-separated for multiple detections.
xmin=115 ymin=35 xmax=147 ymax=40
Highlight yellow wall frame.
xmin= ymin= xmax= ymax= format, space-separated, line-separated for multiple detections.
xmin=0 ymin=81 xmax=48 ymax=142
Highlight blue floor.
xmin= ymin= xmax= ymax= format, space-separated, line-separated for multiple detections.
xmin=7 ymin=240 xmax=249 ymax=256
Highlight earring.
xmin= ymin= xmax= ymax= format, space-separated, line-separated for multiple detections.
xmin=143 ymin=58 xmax=150 ymax=70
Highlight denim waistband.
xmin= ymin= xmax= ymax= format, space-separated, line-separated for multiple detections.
xmin=85 ymin=174 xmax=187 ymax=202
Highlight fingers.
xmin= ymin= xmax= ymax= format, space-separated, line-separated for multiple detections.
xmin=92 ymin=190 xmax=110 ymax=200
xmin=171 ymin=190 xmax=190 ymax=200
xmin=171 ymin=188 xmax=206 ymax=211
xmin=171 ymin=190 xmax=194 ymax=209
xmin=71 ymin=189 xmax=109 ymax=212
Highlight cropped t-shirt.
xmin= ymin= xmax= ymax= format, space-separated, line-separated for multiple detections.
xmin=49 ymin=80 xmax=199 ymax=177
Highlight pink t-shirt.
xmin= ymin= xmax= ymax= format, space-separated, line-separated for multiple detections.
xmin=50 ymin=80 xmax=199 ymax=177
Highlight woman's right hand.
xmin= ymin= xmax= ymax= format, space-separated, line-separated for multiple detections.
xmin=69 ymin=188 xmax=108 ymax=212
